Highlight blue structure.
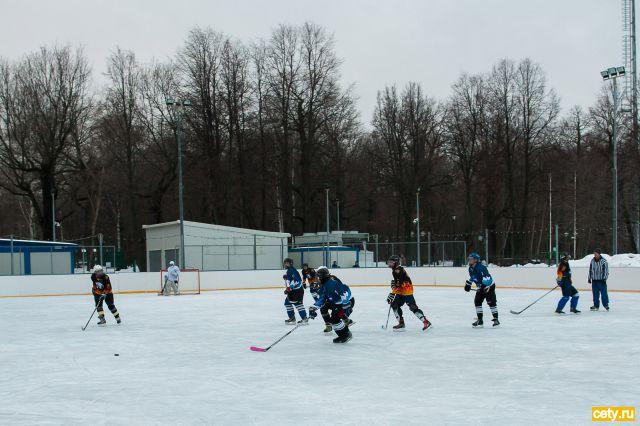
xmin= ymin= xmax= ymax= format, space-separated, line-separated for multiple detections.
xmin=0 ymin=239 xmax=78 ymax=275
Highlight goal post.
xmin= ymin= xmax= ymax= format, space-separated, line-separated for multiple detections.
xmin=159 ymin=268 xmax=201 ymax=295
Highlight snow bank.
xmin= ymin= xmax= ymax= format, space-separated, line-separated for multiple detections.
xmin=571 ymin=253 xmax=640 ymax=268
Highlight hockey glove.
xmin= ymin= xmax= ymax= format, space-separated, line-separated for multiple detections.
xmin=387 ymin=292 xmax=396 ymax=304
xmin=464 ymin=280 xmax=472 ymax=292
xmin=483 ymin=284 xmax=492 ymax=294
xmin=308 ymin=306 xmax=318 ymax=319
xmin=96 ymin=282 xmax=104 ymax=290
xmin=284 ymin=287 xmax=291 ymax=295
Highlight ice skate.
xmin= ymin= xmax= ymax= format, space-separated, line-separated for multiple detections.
xmin=392 ymin=318 xmax=405 ymax=331
xmin=285 ymin=318 xmax=297 ymax=325
xmin=297 ymin=318 xmax=309 ymax=325
xmin=472 ymin=319 xmax=484 ymax=328
xmin=492 ymin=318 xmax=500 ymax=327
xmin=323 ymin=323 xmax=333 ymax=333
xmin=422 ymin=318 xmax=432 ymax=331
xmin=590 ymin=306 xmax=599 ymax=311
xmin=570 ymin=307 xmax=580 ymax=314
xmin=97 ymin=316 xmax=106 ymax=325
xmin=333 ymin=330 xmax=352 ymax=344
xmin=555 ymin=310 xmax=565 ymax=314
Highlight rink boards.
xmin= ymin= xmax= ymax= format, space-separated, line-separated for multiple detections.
xmin=0 ymin=266 xmax=638 ymax=297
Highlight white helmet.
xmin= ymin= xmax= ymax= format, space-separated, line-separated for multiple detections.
xmin=169 ymin=261 xmax=175 ymax=266
xmin=93 ymin=264 xmax=103 ymax=273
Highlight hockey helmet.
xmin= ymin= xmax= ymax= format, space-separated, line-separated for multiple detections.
xmin=283 ymin=258 xmax=294 ymax=268
xmin=316 ymin=266 xmax=330 ymax=283
xmin=387 ymin=255 xmax=400 ymax=268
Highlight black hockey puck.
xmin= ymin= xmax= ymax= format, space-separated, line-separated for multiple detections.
xmin=114 ymin=353 xmax=119 ymax=356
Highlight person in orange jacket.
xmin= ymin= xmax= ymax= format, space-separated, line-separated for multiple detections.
xmin=386 ymin=255 xmax=431 ymax=331
xmin=91 ymin=265 xmax=121 ymax=325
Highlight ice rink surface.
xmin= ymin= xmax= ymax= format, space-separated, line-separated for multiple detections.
xmin=1 ymin=286 xmax=638 ymax=426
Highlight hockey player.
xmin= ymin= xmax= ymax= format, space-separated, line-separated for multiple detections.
xmin=163 ymin=261 xmax=180 ymax=296
xmin=465 ymin=252 xmax=499 ymax=327
xmin=309 ymin=266 xmax=355 ymax=343
xmin=91 ymin=265 xmax=121 ymax=325
xmin=283 ymin=258 xmax=308 ymax=325
xmin=386 ymin=255 xmax=431 ymax=331
xmin=301 ymin=263 xmax=320 ymax=301
xmin=555 ymin=253 xmax=580 ymax=314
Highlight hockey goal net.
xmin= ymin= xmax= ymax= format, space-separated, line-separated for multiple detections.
xmin=159 ymin=268 xmax=201 ymax=295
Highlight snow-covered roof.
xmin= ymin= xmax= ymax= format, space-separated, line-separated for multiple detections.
xmin=0 ymin=238 xmax=78 ymax=247
xmin=142 ymin=220 xmax=290 ymax=238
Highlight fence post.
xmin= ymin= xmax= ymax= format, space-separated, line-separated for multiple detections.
xmin=253 ymin=235 xmax=257 ymax=270
xmin=50 ymin=246 xmax=54 ymax=274
xmin=227 ymin=245 xmax=230 ymax=270
xmin=442 ymin=241 xmax=445 ymax=266
xmin=99 ymin=233 xmax=104 ymax=266
xmin=427 ymin=232 xmax=431 ymax=266
xmin=10 ymin=234 xmax=14 ymax=275
xmin=375 ymin=234 xmax=379 ymax=267
xmin=363 ymin=241 xmax=367 ymax=267
xmin=555 ymin=224 xmax=559 ymax=265
xmin=201 ymin=246 xmax=204 ymax=271
xmin=463 ymin=241 xmax=467 ymax=267
xmin=484 ymin=229 xmax=489 ymax=264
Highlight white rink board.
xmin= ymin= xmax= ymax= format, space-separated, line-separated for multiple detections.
xmin=0 ymin=287 xmax=638 ymax=425
xmin=0 ymin=266 xmax=638 ymax=298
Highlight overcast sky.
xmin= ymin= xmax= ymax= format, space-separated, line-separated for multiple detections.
xmin=0 ymin=0 xmax=623 ymax=125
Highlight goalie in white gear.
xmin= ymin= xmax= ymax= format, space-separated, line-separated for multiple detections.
xmin=163 ymin=261 xmax=181 ymax=295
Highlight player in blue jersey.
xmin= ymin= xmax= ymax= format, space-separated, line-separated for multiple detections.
xmin=283 ymin=258 xmax=308 ymax=325
xmin=308 ymin=267 xmax=355 ymax=343
xmin=464 ymin=252 xmax=499 ymax=327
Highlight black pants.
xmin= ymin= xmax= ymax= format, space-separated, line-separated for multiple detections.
xmin=325 ymin=302 xmax=350 ymax=337
xmin=321 ymin=298 xmax=355 ymax=324
xmin=93 ymin=293 xmax=118 ymax=317
xmin=474 ymin=286 xmax=498 ymax=319
xmin=391 ymin=294 xmax=425 ymax=321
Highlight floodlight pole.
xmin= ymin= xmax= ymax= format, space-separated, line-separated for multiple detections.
xmin=416 ymin=188 xmax=421 ymax=267
xmin=166 ymin=99 xmax=191 ymax=268
xmin=612 ymin=78 xmax=619 ymax=255
xmin=601 ymin=67 xmax=624 ymax=254
xmin=325 ymin=187 xmax=330 ymax=266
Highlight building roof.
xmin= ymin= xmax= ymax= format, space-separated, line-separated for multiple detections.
xmin=0 ymin=238 xmax=78 ymax=247
xmin=142 ymin=220 xmax=291 ymax=238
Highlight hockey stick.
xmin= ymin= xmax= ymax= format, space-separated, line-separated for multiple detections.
xmin=510 ymin=285 xmax=559 ymax=315
xmin=82 ymin=295 xmax=105 ymax=331
xmin=250 ymin=323 xmax=302 ymax=352
xmin=382 ymin=304 xmax=392 ymax=329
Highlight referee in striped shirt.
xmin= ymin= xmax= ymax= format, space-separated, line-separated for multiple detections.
xmin=588 ymin=248 xmax=610 ymax=311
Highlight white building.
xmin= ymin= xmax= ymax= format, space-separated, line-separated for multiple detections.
xmin=143 ymin=220 xmax=290 ymax=271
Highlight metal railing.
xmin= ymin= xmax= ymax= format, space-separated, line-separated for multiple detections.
xmin=149 ymin=240 xmax=469 ymax=272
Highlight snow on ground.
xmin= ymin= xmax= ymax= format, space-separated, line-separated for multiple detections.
xmin=503 ymin=253 xmax=640 ymax=268
xmin=1 ymin=287 xmax=638 ymax=425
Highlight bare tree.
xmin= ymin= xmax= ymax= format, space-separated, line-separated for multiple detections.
xmin=0 ymin=46 xmax=91 ymax=240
